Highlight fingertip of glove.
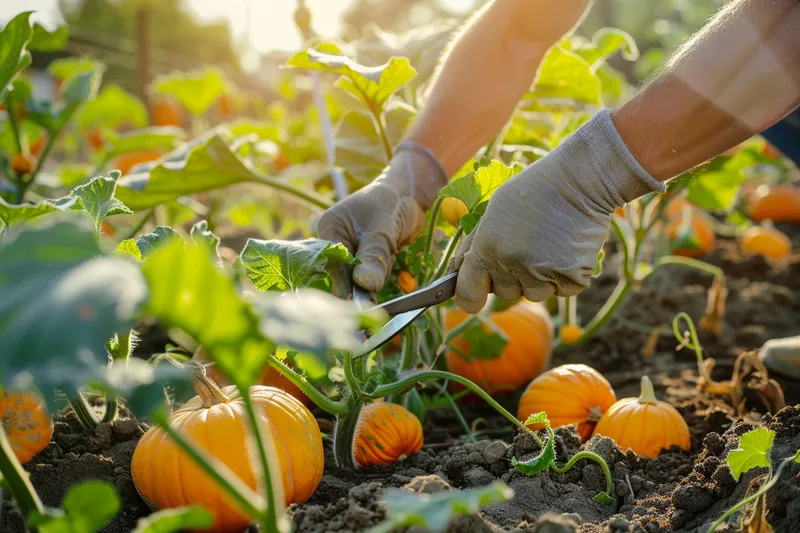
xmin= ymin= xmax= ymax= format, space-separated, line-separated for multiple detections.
xmin=453 ymin=293 xmax=486 ymax=315
xmin=353 ymin=262 xmax=385 ymax=293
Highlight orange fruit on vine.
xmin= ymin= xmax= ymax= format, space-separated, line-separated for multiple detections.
xmin=559 ymin=324 xmax=584 ymax=343
xmin=397 ymin=270 xmax=416 ymax=293
xmin=10 ymin=153 xmax=34 ymax=175
xmin=740 ymin=225 xmax=792 ymax=260
xmin=748 ymin=185 xmax=800 ymax=223
xmin=353 ymin=402 xmax=423 ymax=467
xmin=665 ymin=200 xmax=715 ymax=258
xmin=441 ymin=197 xmax=469 ymax=226
xmin=114 ymin=150 xmax=164 ymax=175
xmin=151 ymin=98 xmax=184 ymax=127
xmin=86 ymin=129 xmax=104 ymax=150
xmin=29 ymin=136 xmax=46 ymax=157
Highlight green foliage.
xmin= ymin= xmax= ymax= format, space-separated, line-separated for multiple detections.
xmin=114 ymin=239 xmax=142 ymax=260
xmin=70 ymin=172 xmax=133 ymax=234
xmin=105 ymin=127 xmax=184 ymax=158
xmin=47 ymin=56 xmax=101 ymax=82
xmin=240 ymin=238 xmax=358 ymax=291
xmin=136 ymin=226 xmax=181 ymax=257
xmin=132 ymin=507 xmax=213 ymax=533
xmin=26 ymin=69 xmax=103 ymax=134
xmin=0 ymin=12 xmax=33 ymax=102
xmin=29 ymin=481 xmax=119 ymax=533
xmin=152 ymin=67 xmax=226 ymax=117
xmin=512 ymin=412 xmax=556 ymax=475
xmin=458 ymin=320 xmax=508 ymax=361
xmin=371 ymin=482 xmax=513 ymax=533
xmin=684 ymin=150 xmax=758 ymax=212
xmin=287 ymin=42 xmax=416 ymax=113
xmin=439 ymin=160 xmax=523 ymax=234
xmin=28 ymin=23 xmax=69 ymax=52
xmin=76 ymin=84 xmax=148 ymax=130
xmin=526 ymin=46 xmax=601 ymax=109
xmin=568 ymin=28 xmax=639 ymax=69
xmin=726 ymin=427 xmax=775 ymax=480
xmin=190 ymin=220 xmax=221 ymax=264
xmin=0 ymin=197 xmax=64 ymax=229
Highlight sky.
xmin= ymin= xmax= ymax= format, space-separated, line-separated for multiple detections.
xmin=2 ymin=0 xmax=476 ymax=54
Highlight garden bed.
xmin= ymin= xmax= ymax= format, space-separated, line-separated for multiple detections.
xmin=6 ymin=229 xmax=800 ymax=533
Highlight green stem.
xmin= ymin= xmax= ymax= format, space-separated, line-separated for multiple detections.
xmin=333 ymin=397 xmax=365 ymax=468
xmin=6 ymin=98 xmax=23 ymax=154
xmin=16 ymin=132 xmax=58 ymax=204
xmin=152 ymin=410 xmax=266 ymax=519
xmin=67 ymin=389 xmax=100 ymax=429
xmin=239 ymin=390 xmax=286 ymax=532
xmin=707 ymin=456 xmax=794 ymax=533
xmin=557 ymin=279 xmax=631 ymax=350
xmin=265 ymin=354 xmax=347 ymax=415
xmin=400 ymin=327 xmax=418 ymax=371
xmin=372 ymin=110 xmax=393 ymax=163
xmin=647 ymin=255 xmax=723 ymax=280
xmin=433 ymin=227 xmax=463 ymax=281
xmin=0 ymin=426 xmax=44 ymax=531
xmin=100 ymin=395 xmax=118 ymax=424
xmin=610 ymin=216 xmax=632 ymax=280
xmin=343 ymin=352 xmax=364 ymax=398
xmin=550 ymin=451 xmax=613 ymax=498
xmin=672 ymin=312 xmax=704 ymax=365
xmin=421 ymin=198 xmax=443 ymax=286
xmin=248 ymin=172 xmax=332 ymax=211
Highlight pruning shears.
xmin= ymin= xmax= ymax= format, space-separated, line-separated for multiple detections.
xmin=352 ymin=271 xmax=459 ymax=358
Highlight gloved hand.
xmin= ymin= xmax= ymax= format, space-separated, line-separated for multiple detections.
xmin=318 ymin=143 xmax=447 ymax=297
xmin=759 ymin=336 xmax=800 ymax=379
xmin=451 ymin=109 xmax=667 ymax=313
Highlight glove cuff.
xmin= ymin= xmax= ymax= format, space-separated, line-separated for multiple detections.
xmin=382 ymin=141 xmax=448 ymax=209
xmin=557 ymin=109 xmax=666 ymax=213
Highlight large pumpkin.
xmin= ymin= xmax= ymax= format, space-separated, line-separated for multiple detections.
xmin=444 ymin=300 xmax=553 ymax=394
xmin=740 ymin=225 xmax=792 ymax=260
xmin=114 ymin=150 xmax=164 ymax=175
xmin=518 ymin=364 xmax=616 ymax=442
xmin=592 ymin=376 xmax=690 ymax=458
xmin=748 ymin=185 xmax=800 ymax=223
xmin=132 ymin=375 xmax=323 ymax=533
xmin=353 ymin=402 xmax=423 ymax=467
xmin=1 ymin=391 xmax=53 ymax=464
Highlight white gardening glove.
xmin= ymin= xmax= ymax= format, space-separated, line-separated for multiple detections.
xmin=451 ymin=109 xmax=667 ymax=313
xmin=759 ymin=336 xmax=800 ymax=379
xmin=318 ymin=142 xmax=447 ymax=297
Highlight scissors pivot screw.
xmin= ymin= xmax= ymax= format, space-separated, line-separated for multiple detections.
xmin=436 ymin=290 xmax=443 ymax=299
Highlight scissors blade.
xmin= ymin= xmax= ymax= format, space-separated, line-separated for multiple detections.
xmin=354 ymin=307 xmax=427 ymax=358
xmin=375 ymin=271 xmax=459 ymax=317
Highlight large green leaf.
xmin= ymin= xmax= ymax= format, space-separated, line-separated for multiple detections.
xmin=132 ymin=507 xmax=213 ymax=533
xmin=29 ymin=481 xmax=120 ymax=533
xmin=684 ymin=152 xmax=755 ymax=212
xmin=26 ymin=68 xmax=103 ymax=133
xmin=726 ymin=427 xmax=775 ymax=480
xmin=115 ymin=134 xmax=256 ymax=211
xmin=240 ymin=238 xmax=358 ymax=291
xmin=287 ymin=43 xmax=416 ymax=112
xmin=29 ymin=23 xmax=69 ymax=52
xmin=0 ymin=219 xmax=147 ymax=396
xmin=439 ymin=160 xmax=523 ymax=234
xmin=141 ymin=240 xmax=271 ymax=387
xmin=526 ymin=46 xmax=601 ymax=110
xmin=373 ymin=481 xmax=513 ymax=533
xmin=76 ymin=84 xmax=148 ymax=130
xmin=105 ymin=127 xmax=184 ymax=158
xmin=69 ymin=172 xmax=133 ymax=233
xmin=47 ymin=56 xmax=101 ymax=81
xmin=0 ymin=197 xmax=67 ymax=230
xmin=0 ymin=11 xmax=34 ymax=102
xmin=152 ymin=67 xmax=226 ymax=116
xmin=335 ymin=101 xmax=416 ymax=183
xmin=136 ymin=226 xmax=182 ymax=258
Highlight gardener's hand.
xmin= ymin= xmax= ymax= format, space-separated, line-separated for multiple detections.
xmin=451 ymin=109 xmax=667 ymax=313
xmin=318 ymin=143 xmax=447 ymax=297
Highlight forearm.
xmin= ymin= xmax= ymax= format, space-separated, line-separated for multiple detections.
xmin=406 ymin=0 xmax=591 ymax=176
xmin=613 ymin=0 xmax=800 ymax=181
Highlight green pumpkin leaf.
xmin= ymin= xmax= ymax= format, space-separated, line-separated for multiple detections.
xmin=29 ymin=481 xmax=120 ymax=533
xmin=0 ymin=12 xmax=34 ymax=102
xmin=116 ymin=134 xmax=259 ymax=211
xmin=439 ymin=160 xmax=523 ymax=234
xmin=522 ymin=412 xmax=551 ymax=428
xmin=726 ymin=427 xmax=775 ymax=480
xmin=0 ymin=197 xmax=68 ymax=229
xmin=69 ymin=172 xmax=133 ymax=233
xmin=287 ymin=43 xmax=416 ymax=112
xmin=105 ymin=126 xmax=184 ymax=158
xmin=455 ymin=320 xmax=508 ymax=361
xmin=76 ymin=83 xmax=148 ymax=130
xmin=132 ymin=506 xmax=213 ymax=533
xmin=114 ymin=239 xmax=142 ymax=261
xmin=513 ymin=412 xmax=556 ymax=476
xmin=373 ymin=481 xmax=513 ymax=533
xmin=190 ymin=220 xmax=221 ymax=264
xmin=0 ymin=219 xmax=147 ymax=399
xmin=28 ymin=23 xmax=69 ymax=52
xmin=47 ymin=56 xmax=101 ymax=81
xmin=240 ymin=238 xmax=358 ymax=291
xmin=571 ymin=28 xmax=639 ymax=69
xmin=152 ymin=67 xmax=226 ymax=117
xmin=593 ymin=491 xmax=614 ymax=504
xmin=526 ymin=46 xmax=601 ymax=110
xmin=26 ymin=68 xmax=104 ymax=134
xmin=136 ymin=226 xmax=182 ymax=258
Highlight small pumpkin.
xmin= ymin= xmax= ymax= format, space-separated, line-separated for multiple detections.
xmin=132 ymin=373 xmax=323 ymax=533
xmin=1 ymin=391 xmax=54 ymax=464
xmin=441 ymin=197 xmax=469 ymax=226
xmin=29 ymin=136 xmax=46 ymax=157
xmin=740 ymin=225 xmax=792 ymax=260
xmin=593 ymin=376 xmax=690 ymax=458
xmin=445 ymin=300 xmax=553 ymax=394
xmin=397 ymin=270 xmax=416 ymax=293
xmin=748 ymin=185 xmax=800 ymax=223
xmin=219 ymin=93 xmax=235 ymax=117
xmin=353 ymin=402 xmax=423 ymax=467
xmin=666 ymin=205 xmax=715 ymax=258
xmin=518 ymin=364 xmax=616 ymax=442
xmin=10 ymin=153 xmax=34 ymax=175
xmin=114 ymin=150 xmax=164 ymax=175
xmin=152 ymin=98 xmax=185 ymax=128
xmin=559 ymin=324 xmax=583 ymax=344
xmin=85 ymin=129 xmax=105 ymax=150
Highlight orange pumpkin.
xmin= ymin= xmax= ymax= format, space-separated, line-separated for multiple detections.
xmin=353 ymin=402 xmax=423 ymax=467
xmin=740 ymin=225 xmax=792 ymax=260
xmin=114 ymin=150 xmax=164 ymax=175
xmin=29 ymin=136 xmax=46 ymax=157
xmin=441 ymin=197 xmax=469 ymax=226
xmin=86 ymin=129 xmax=105 ymax=151
xmin=445 ymin=300 xmax=553 ymax=394
xmin=1 ymin=391 xmax=53 ymax=464
xmin=593 ymin=376 xmax=690 ymax=458
xmin=132 ymin=375 xmax=323 ymax=533
xmin=748 ymin=185 xmax=800 ymax=223
xmin=518 ymin=364 xmax=616 ymax=442
xmin=559 ymin=324 xmax=583 ymax=344
xmin=10 ymin=153 xmax=34 ymax=176
xmin=665 ymin=202 xmax=715 ymax=258
xmin=219 ymin=93 xmax=235 ymax=117
xmin=397 ymin=270 xmax=416 ymax=294
xmin=152 ymin=98 xmax=185 ymax=127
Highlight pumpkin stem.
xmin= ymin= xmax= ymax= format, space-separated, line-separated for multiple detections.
xmin=638 ymin=376 xmax=659 ymax=404
xmin=333 ymin=396 xmax=365 ymax=469
xmin=586 ymin=406 xmax=604 ymax=423
xmin=188 ymin=361 xmax=230 ymax=408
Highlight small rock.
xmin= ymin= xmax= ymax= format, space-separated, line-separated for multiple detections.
xmin=607 ymin=516 xmax=631 ymax=532
xmin=479 ymin=440 xmax=508 ymax=465
xmin=404 ymin=475 xmax=450 ymax=494
xmin=55 ymin=432 xmax=82 ymax=451
xmin=533 ymin=512 xmax=579 ymax=533
xmin=712 ymin=463 xmax=736 ymax=488
xmin=462 ymin=465 xmax=495 ymax=487
xmin=112 ymin=418 xmax=142 ymax=439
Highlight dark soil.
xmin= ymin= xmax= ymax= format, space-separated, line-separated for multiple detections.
xmin=5 ymin=227 xmax=800 ymax=533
